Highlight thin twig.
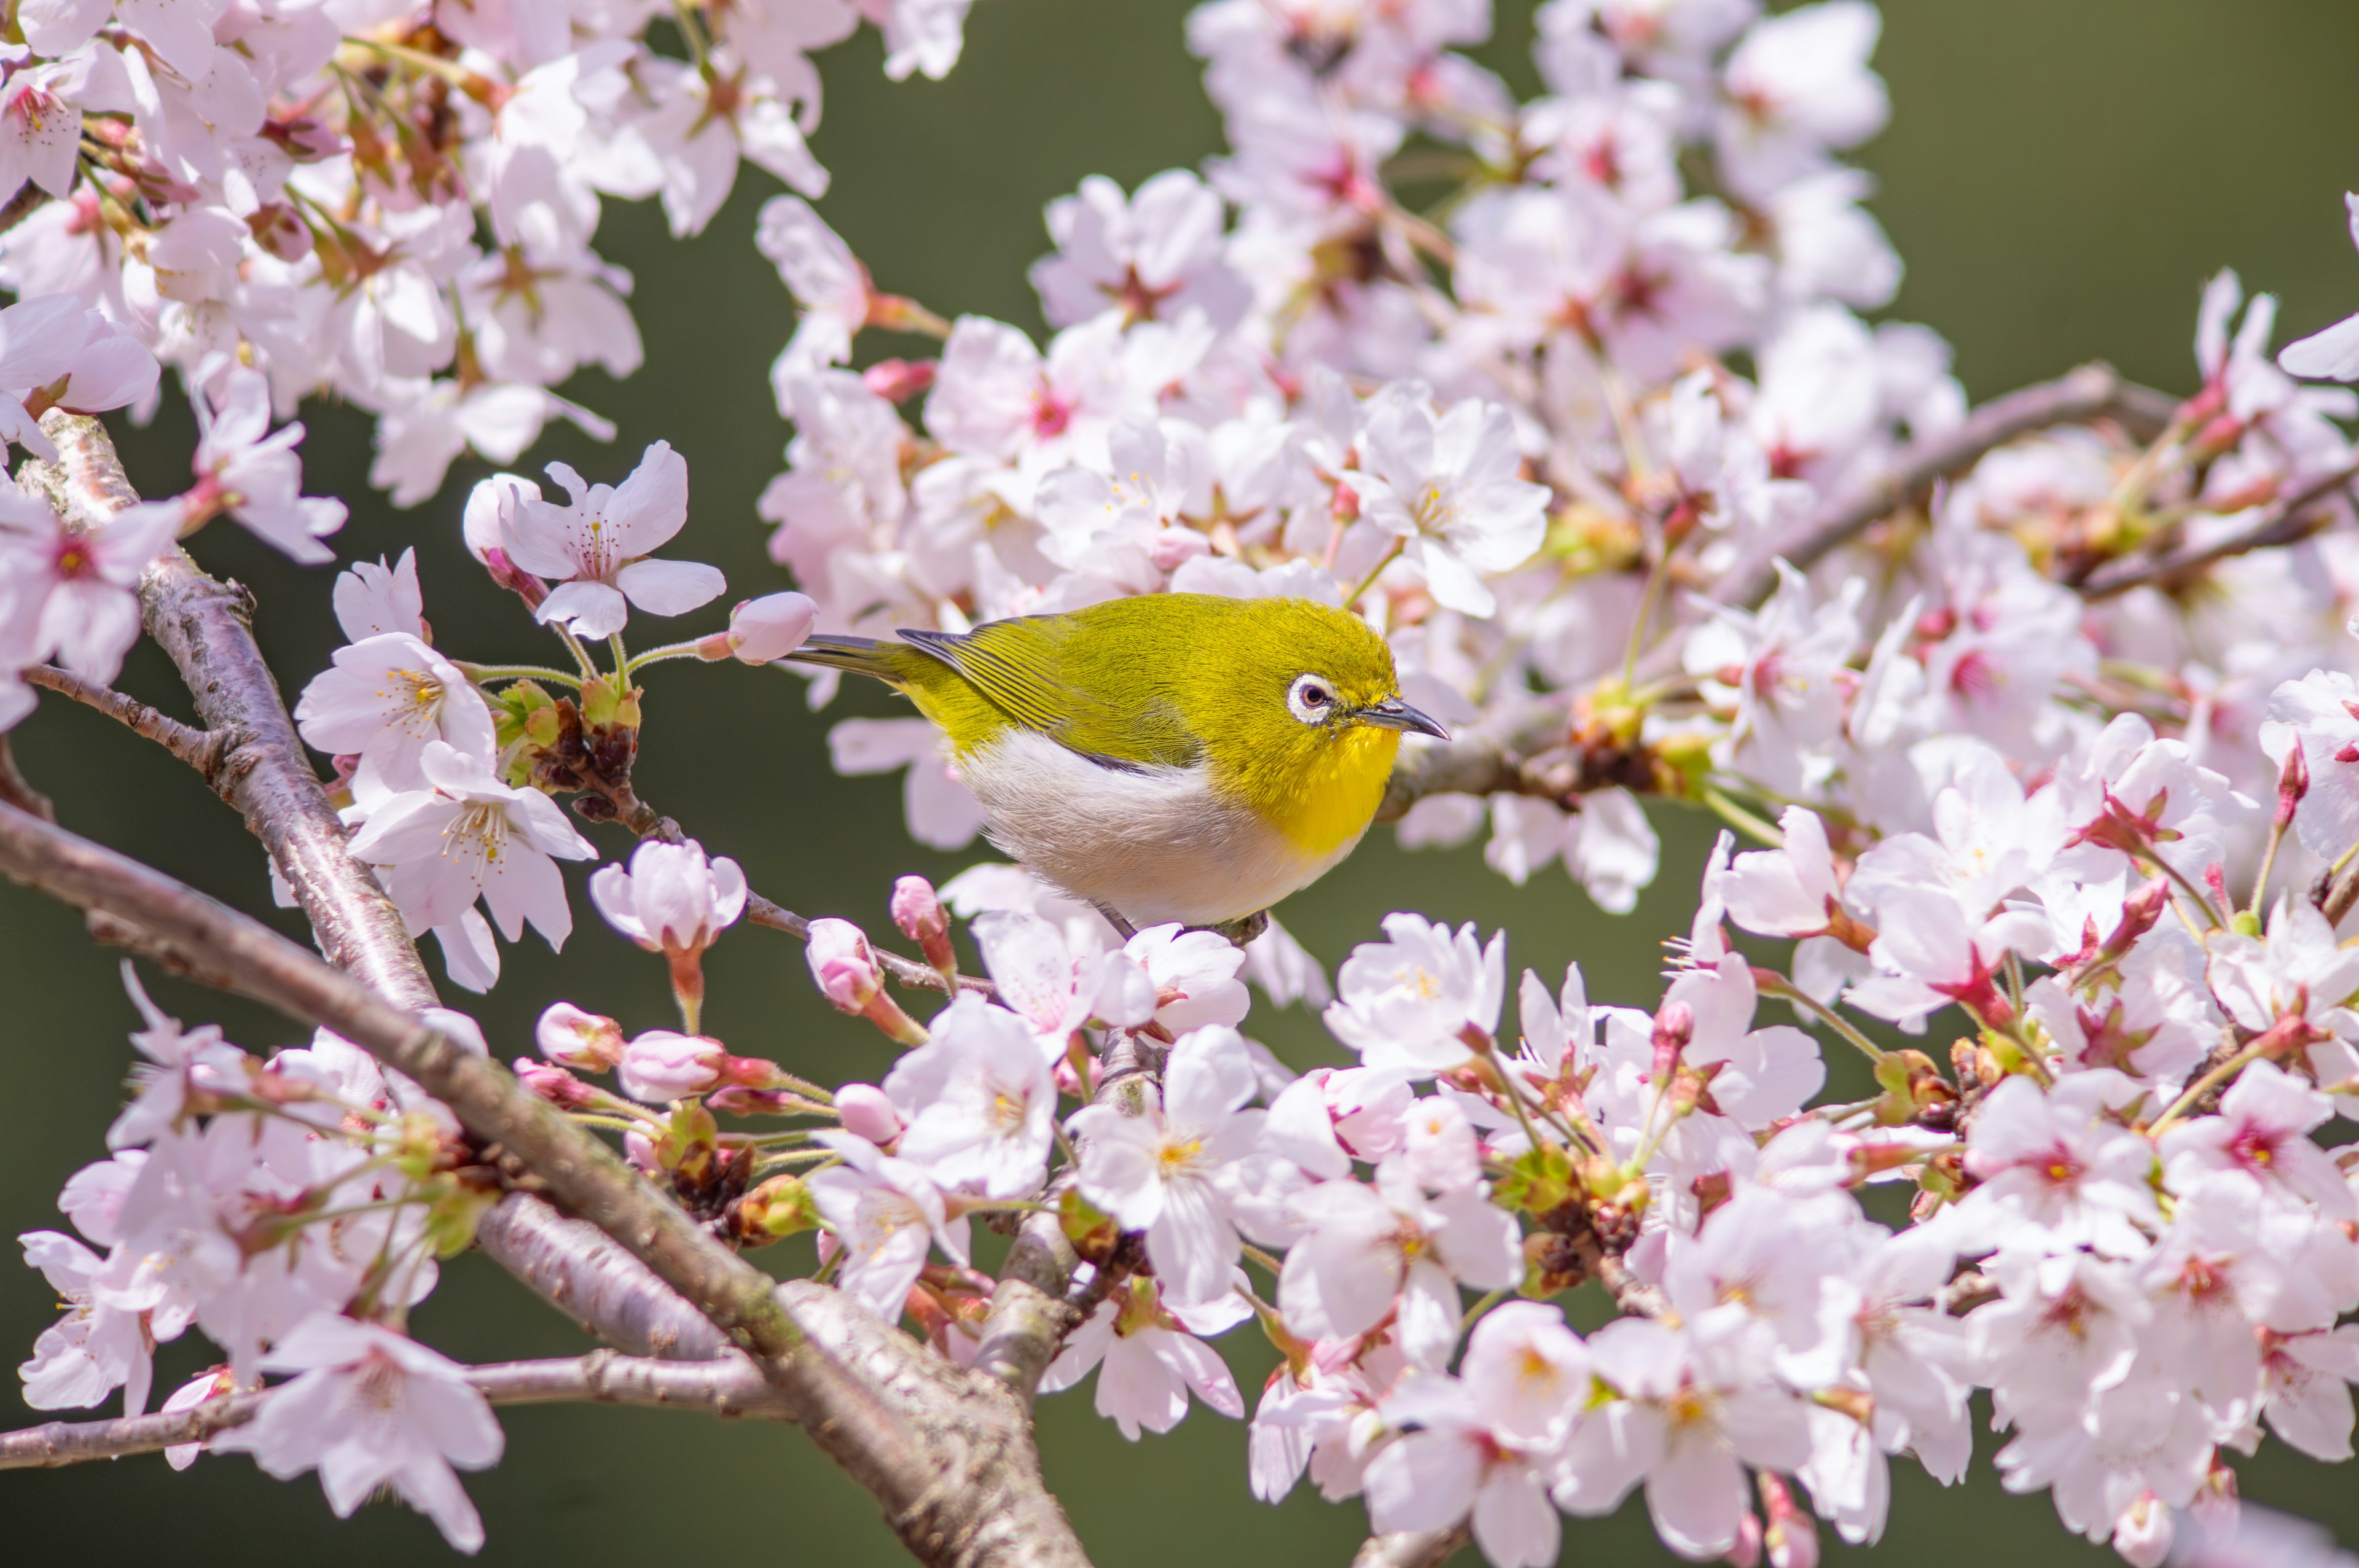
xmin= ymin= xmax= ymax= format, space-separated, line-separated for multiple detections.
xmin=0 ymin=1351 xmax=794 ymax=1472
xmin=23 ymin=665 xmax=224 ymax=772
xmin=0 ymin=735 xmax=51 ymax=821
xmin=1722 ymin=362 xmax=2173 ymax=607
xmin=2075 ymin=459 xmax=2359 ymax=599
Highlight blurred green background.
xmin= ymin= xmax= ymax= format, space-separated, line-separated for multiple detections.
xmin=6 ymin=0 xmax=2359 ymax=1562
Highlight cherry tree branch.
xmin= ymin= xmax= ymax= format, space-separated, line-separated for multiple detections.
xmin=9 ymin=413 xmax=1092 ymax=1568
xmin=0 ymin=1349 xmax=796 ymax=1471
xmin=2074 ymin=458 xmax=2359 ymax=599
xmin=0 ymin=800 xmax=1092 ymax=1567
xmin=1352 ymin=1527 xmax=1469 ymax=1568
xmin=23 ymin=664 xmax=224 ymax=772
xmin=1721 ymin=362 xmax=2178 ymax=608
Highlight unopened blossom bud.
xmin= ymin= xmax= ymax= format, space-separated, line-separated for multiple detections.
xmin=1725 ymin=1511 xmax=1762 ymax=1568
xmin=513 ymin=1056 xmax=598 ymax=1109
xmin=624 ymin=1128 xmax=660 ymax=1176
xmin=863 ymin=357 xmax=936 ymax=402
xmin=1758 ymin=1474 xmax=1816 ymax=1568
xmin=807 ymin=918 xmax=931 ymax=1045
xmin=810 ymin=918 xmax=883 ymax=1011
xmin=890 ymin=875 xmax=959 ymax=986
xmin=617 ymin=1031 xmax=729 ymax=1102
xmin=1650 ymin=1000 xmax=1694 ymax=1078
xmin=723 ymin=592 xmax=818 ymax=664
xmin=536 ymin=1002 xmax=624 ymax=1069
xmin=2277 ymin=739 xmax=2310 ymax=828
xmin=835 ymin=1082 xmax=902 ymax=1143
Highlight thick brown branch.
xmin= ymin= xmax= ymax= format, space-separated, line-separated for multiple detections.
xmin=23 ymin=665 xmax=224 ymax=772
xmin=2075 ymin=459 xmax=2359 ymax=599
xmin=0 ymin=801 xmax=1090 ymax=1567
xmin=1352 ymin=1527 xmax=1469 ymax=1568
xmin=0 ymin=1351 xmax=792 ymax=1472
xmin=1723 ymin=362 xmax=2174 ymax=607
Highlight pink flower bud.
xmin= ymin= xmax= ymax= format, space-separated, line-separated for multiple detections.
xmin=2277 ymin=739 xmax=2310 ymax=828
xmin=808 ymin=918 xmax=883 ymax=1013
xmin=624 ymin=1128 xmax=660 ymax=1176
xmin=617 ymin=1030 xmax=729 ymax=1102
xmin=863 ymin=357 xmax=936 ymax=402
xmin=890 ymin=875 xmax=959 ymax=983
xmin=835 ymin=1083 xmax=902 ymax=1143
xmin=726 ymin=592 xmax=818 ymax=664
xmin=536 ymin=1002 xmax=624 ymax=1069
xmin=1650 ymin=1000 xmax=1694 ymax=1078
xmin=513 ymin=1056 xmax=597 ymax=1109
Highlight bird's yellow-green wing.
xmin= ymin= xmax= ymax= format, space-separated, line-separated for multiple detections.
xmin=898 ymin=614 xmax=1204 ymax=769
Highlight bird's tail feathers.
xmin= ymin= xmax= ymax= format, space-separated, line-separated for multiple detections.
xmin=785 ymin=633 xmax=906 ymax=684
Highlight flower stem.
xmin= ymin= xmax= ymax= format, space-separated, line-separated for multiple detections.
xmin=1754 ymin=970 xmax=1887 ymax=1064
xmin=453 ymin=661 xmax=583 ymax=688
xmin=1342 ymin=537 xmax=1405 ymax=609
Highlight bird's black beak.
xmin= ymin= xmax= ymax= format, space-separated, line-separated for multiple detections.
xmin=1357 ymin=696 xmax=1449 ymax=740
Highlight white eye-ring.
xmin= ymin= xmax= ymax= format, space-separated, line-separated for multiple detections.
xmin=1287 ymin=673 xmax=1338 ymax=724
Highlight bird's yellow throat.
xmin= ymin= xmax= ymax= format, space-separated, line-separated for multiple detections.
xmin=1248 ymin=723 xmax=1402 ymax=858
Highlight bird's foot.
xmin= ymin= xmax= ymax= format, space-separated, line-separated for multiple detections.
xmin=1197 ymin=909 xmax=1269 ymax=950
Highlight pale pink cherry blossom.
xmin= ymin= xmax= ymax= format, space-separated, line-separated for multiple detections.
xmin=366 ymin=378 xmax=615 ymax=509
xmin=2111 ymin=1493 xmax=2173 ymax=1568
xmin=1364 ymin=1369 xmax=1565 ymax=1568
xmin=316 ymin=203 xmax=473 ymax=392
xmin=1035 ymin=416 xmax=1205 ymax=588
xmin=1844 ymin=884 xmax=2049 ymax=1034
xmin=2021 ymin=970 xmax=2206 ymax=1089
xmin=762 ymin=369 xmax=910 ymax=591
xmin=2262 ymin=668 xmax=2359 ymax=861
xmin=211 ymin=1314 xmax=504 ymax=1553
xmin=2277 ymin=195 xmax=2359 ymax=382
xmin=2205 ymin=896 xmax=2359 ymax=1042
xmin=1031 ymin=170 xmax=1250 ymax=331
xmin=108 ymin=963 xmax=251 ymax=1150
xmin=294 ymin=633 xmax=498 ymax=795
xmin=758 ymin=195 xmax=872 ymax=378
xmin=345 ymin=739 xmax=596 ymax=961
xmin=2159 ymin=1063 xmax=2355 ymax=1219
xmin=0 ymin=51 xmax=87 ymax=209
xmin=2260 ymin=1326 xmax=2359 ymax=1461
xmin=158 ymin=1365 xmax=235 ymax=1470
xmin=627 ymin=51 xmax=827 ymax=240
xmin=859 ymin=0 xmax=977 ymax=80
xmin=1039 ymin=1274 xmax=1248 ymax=1441
xmin=499 ymin=442 xmax=724 ymax=639
xmin=835 ymin=1082 xmax=902 ymax=1144
xmin=971 ymin=908 xmax=1150 ymax=1052
xmin=0 ymin=294 xmax=158 ymax=458
xmin=883 ymin=995 xmax=1057 ymax=1199
xmin=0 ymin=475 xmax=177 ymax=686
xmin=1759 ymin=168 xmax=1903 ymax=311
xmin=457 ymin=238 xmax=643 ymax=389
xmin=826 ymin=716 xmax=985 ymax=851
xmin=1961 ymin=1072 xmax=2159 ymax=1250
xmin=925 ymin=313 xmax=1140 ymax=478
xmin=1398 ymin=1094 xmax=1482 ymax=1194
xmin=1717 ymin=806 xmax=1872 ymax=1002
xmin=1122 ymin=922 xmax=1252 ymax=1034
xmin=1661 ymin=1186 xmax=1853 ymax=1384
xmin=1653 ymin=954 xmax=1826 ymax=1131
xmin=1845 ymin=1226 xmax=1976 ymax=1486
xmin=1264 ymin=1066 xmax=1418 ymax=1179
xmin=589 ymin=838 xmax=748 ymax=965
xmin=1068 ymin=1026 xmax=1266 ymax=1306
xmin=15 ymin=1230 xmax=151 ymax=1414
xmin=1989 ymin=1372 xmax=2216 ymax=1554
xmin=1683 ymin=562 xmax=1861 ymax=796
xmin=332 ymin=550 xmax=426 ymax=643
xmin=1589 ymin=200 xmax=1773 ymax=385
xmin=1714 ymin=1 xmax=1889 ymax=198
xmin=1340 ymin=382 xmax=1548 ymax=618
xmin=805 ymin=1129 xmax=972 ymax=1323
xmin=56 ymin=1150 xmax=146 ymax=1249
xmin=1322 ymin=912 xmax=1506 ymax=1076
xmin=178 ymin=365 xmax=347 ymax=562
xmin=534 ymin=1002 xmax=624 ymax=1071
xmin=1552 ymin=1316 xmax=1815 ymax=1561
xmin=1847 ymin=746 xmax=2065 ymax=920
xmin=1511 ymin=962 xmax=1597 ymax=1086
xmin=1278 ymin=1160 xmax=1520 ymax=1367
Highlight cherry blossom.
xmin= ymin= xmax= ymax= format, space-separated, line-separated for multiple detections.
xmin=498 ymin=443 xmax=724 ymax=639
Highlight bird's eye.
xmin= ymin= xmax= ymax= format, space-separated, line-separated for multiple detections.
xmin=1286 ymin=674 xmax=1336 ymax=724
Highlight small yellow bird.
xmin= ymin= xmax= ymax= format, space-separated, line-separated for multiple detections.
xmin=791 ymin=594 xmax=1446 ymax=934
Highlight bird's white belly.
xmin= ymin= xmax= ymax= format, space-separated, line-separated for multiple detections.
xmin=957 ymin=728 xmax=1358 ymax=927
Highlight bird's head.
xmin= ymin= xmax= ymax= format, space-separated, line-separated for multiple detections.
xmin=1188 ymin=598 xmax=1447 ymax=854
